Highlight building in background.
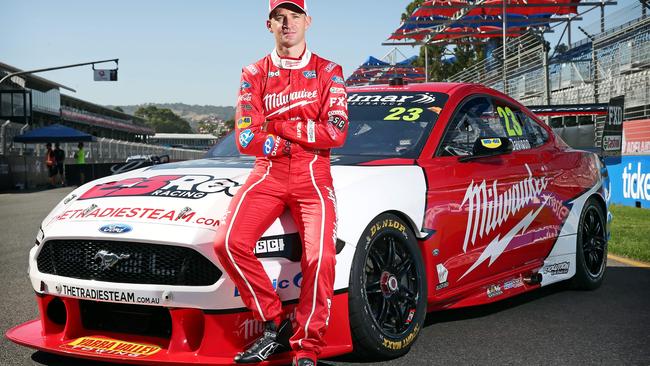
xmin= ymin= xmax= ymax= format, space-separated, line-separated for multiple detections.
xmin=0 ymin=62 xmax=202 ymax=190
xmin=0 ymin=62 xmax=155 ymax=142
xmin=149 ymin=133 xmax=218 ymax=150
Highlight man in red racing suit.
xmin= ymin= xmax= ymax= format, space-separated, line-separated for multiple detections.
xmin=213 ymin=1 xmax=348 ymax=365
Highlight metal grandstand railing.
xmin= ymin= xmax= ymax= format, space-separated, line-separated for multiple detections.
xmin=446 ymin=3 xmax=650 ymax=148
xmin=447 ymin=32 xmax=547 ymax=105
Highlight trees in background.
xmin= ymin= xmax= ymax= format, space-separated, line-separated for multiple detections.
xmin=402 ymin=0 xmax=486 ymax=81
xmin=135 ymin=105 xmax=193 ymax=134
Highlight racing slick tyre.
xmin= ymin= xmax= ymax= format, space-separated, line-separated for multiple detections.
xmin=348 ymin=213 xmax=427 ymax=359
xmin=571 ymin=197 xmax=607 ymax=290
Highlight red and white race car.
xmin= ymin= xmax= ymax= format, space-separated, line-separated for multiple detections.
xmin=7 ymin=82 xmax=610 ymax=365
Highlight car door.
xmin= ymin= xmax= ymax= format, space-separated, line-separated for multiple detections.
xmin=488 ymin=97 xmax=551 ymax=270
xmin=418 ymin=95 xmax=547 ymax=294
xmin=507 ymin=105 xmax=566 ymax=264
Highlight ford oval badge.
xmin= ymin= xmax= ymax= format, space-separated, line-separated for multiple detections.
xmin=99 ymin=224 xmax=132 ymax=234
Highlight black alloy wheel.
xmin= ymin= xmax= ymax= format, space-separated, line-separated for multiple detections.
xmin=364 ymin=233 xmax=419 ymax=336
xmin=572 ymin=197 xmax=607 ymax=290
xmin=581 ymin=205 xmax=607 ymax=278
xmin=348 ymin=213 xmax=426 ymax=359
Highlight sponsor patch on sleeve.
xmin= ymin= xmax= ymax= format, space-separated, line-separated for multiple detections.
xmin=325 ymin=62 xmax=337 ymax=73
xmin=237 ymin=117 xmax=252 ymax=129
xmin=263 ymin=135 xmax=275 ymax=155
xmin=246 ymin=64 xmax=259 ymax=75
xmin=239 ymin=129 xmax=254 ymax=148
xmin=328 ymin=116 xmax=346 ymax=131
xmin=331 ymin=76 xmax=345 ymax=84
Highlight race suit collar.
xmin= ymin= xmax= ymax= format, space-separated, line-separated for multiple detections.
xmin=271 ymin=47 xmax=312 ymax=69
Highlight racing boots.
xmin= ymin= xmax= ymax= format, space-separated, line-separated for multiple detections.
xmin=234 ymin=319 xmax=292 ymax=363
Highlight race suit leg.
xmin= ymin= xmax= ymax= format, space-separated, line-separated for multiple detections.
xmin=214 ymin=159 xmax=288 ymax=322
xmin=287 ymin=153 xmax=337 ymax=356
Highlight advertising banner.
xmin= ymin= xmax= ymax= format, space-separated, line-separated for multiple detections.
xmin=601 ymin=96 xmax=624 ymax=156
xmin=622 ymin=119 xmax=650 ymax=155
xmin=605 ymin=155 xmax=650 ymax=208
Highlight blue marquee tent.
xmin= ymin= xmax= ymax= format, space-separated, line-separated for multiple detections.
xmin=13 ymin=124 xmax=96 ymax=143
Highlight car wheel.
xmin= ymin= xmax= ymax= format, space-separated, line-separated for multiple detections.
xmin=348 ymin=213 xmax=427 ymax=359
xmin=571 ymin=198 xmax=607 ymax=290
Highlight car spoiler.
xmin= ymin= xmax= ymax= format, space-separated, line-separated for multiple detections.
xmin=526 ymin=103 xmax=609 ymax=117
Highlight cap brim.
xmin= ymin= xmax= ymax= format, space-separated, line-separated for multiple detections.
xmin=269 ymin=2 xmax=307 ymax=16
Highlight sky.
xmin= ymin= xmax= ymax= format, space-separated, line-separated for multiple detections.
xmin=1 ymin=0 xmax=640 ymax=108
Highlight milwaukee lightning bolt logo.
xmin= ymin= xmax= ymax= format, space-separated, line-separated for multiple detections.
xmin=459 ymin=164 xmax=549 ymax=280
xmin=266 ymin=100 xmax=317 ymax=118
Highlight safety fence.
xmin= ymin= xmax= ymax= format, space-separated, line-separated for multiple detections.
xmin=0 ymin=121 xmax=205 ymax=189
xmin=1 ymin=121 xmax=204 ymax=162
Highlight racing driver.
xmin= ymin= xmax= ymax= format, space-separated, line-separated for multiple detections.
xmin=213 ymin=0 xmax=348 ymax=365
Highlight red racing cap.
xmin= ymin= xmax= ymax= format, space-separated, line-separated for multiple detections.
xmin=269 ymin=0 xmax=308 ymax=17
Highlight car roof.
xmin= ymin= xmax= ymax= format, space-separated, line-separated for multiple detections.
xmin=346 ymin=82 xmax=468 ymax=94
xmin=347 ymin=82 xmax=512 ymax=100
xmin=347 ymin=82 xmax=528 ymax=111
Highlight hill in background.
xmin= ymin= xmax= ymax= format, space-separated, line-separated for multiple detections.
xmin=109 ymin=103 xmax=235 ymax=132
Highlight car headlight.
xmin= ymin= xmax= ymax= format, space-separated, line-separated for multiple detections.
xmin=35 ymin=227 xmax=44 ymax=246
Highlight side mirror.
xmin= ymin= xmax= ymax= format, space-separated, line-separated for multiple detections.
xmin=459 ymin=137 xmax=513 ymax=162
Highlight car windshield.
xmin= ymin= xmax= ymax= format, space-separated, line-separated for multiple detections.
xmin=205 ymin=91 xmax=448 ymax=159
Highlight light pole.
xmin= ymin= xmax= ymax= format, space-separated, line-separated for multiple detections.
xmin=0 ymin=59 xmax=118 ymax=87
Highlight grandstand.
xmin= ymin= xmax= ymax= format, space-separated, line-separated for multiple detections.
xmin=445 ymin=3 xmax=649 ymax=150
xmin=149 ymin=133 xmax=218 ymax=151
xmin=0 ymin=62 xmax=203 ymax=189
xmin=346 ymin=49 xmax=426 ymax=86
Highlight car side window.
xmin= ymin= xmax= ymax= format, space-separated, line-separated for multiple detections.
xmin=492 ymin=100 xmax=550 ymax=151
xmin=439 ymin=97 xmax=508 ymax=156
xmin=517 ymin=111 xmax=549 ymax=148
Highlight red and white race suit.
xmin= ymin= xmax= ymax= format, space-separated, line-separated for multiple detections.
xmin=214 ymin=47 xmax=348 ymax=356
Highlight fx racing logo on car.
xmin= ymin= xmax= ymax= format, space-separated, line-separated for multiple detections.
xmin=79 ymin=175 xmax=241 ymax=200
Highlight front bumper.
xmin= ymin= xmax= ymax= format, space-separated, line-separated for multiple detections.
xmin=6 ymin=293 xmax=352 ymax=365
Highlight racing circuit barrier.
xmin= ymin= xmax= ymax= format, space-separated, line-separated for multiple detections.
xmin=0 ymin=121 xmax=205 ymax=190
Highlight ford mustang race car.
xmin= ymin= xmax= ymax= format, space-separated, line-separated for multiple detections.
xmin=6 ymin=82 xmax=611 ymax=365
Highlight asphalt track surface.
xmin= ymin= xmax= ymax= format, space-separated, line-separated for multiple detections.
xmin=1 ymin=187 xmax=649 ymax=366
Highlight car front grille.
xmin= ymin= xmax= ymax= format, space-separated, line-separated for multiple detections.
xmin=37 ymin=239 xmax=221 ymax=286
xmin=80 ymin=300 xmax=172 ymax=339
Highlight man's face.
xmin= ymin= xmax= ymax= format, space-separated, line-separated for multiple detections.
xmin=267 ymin=6 xmax=311 ymax=49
